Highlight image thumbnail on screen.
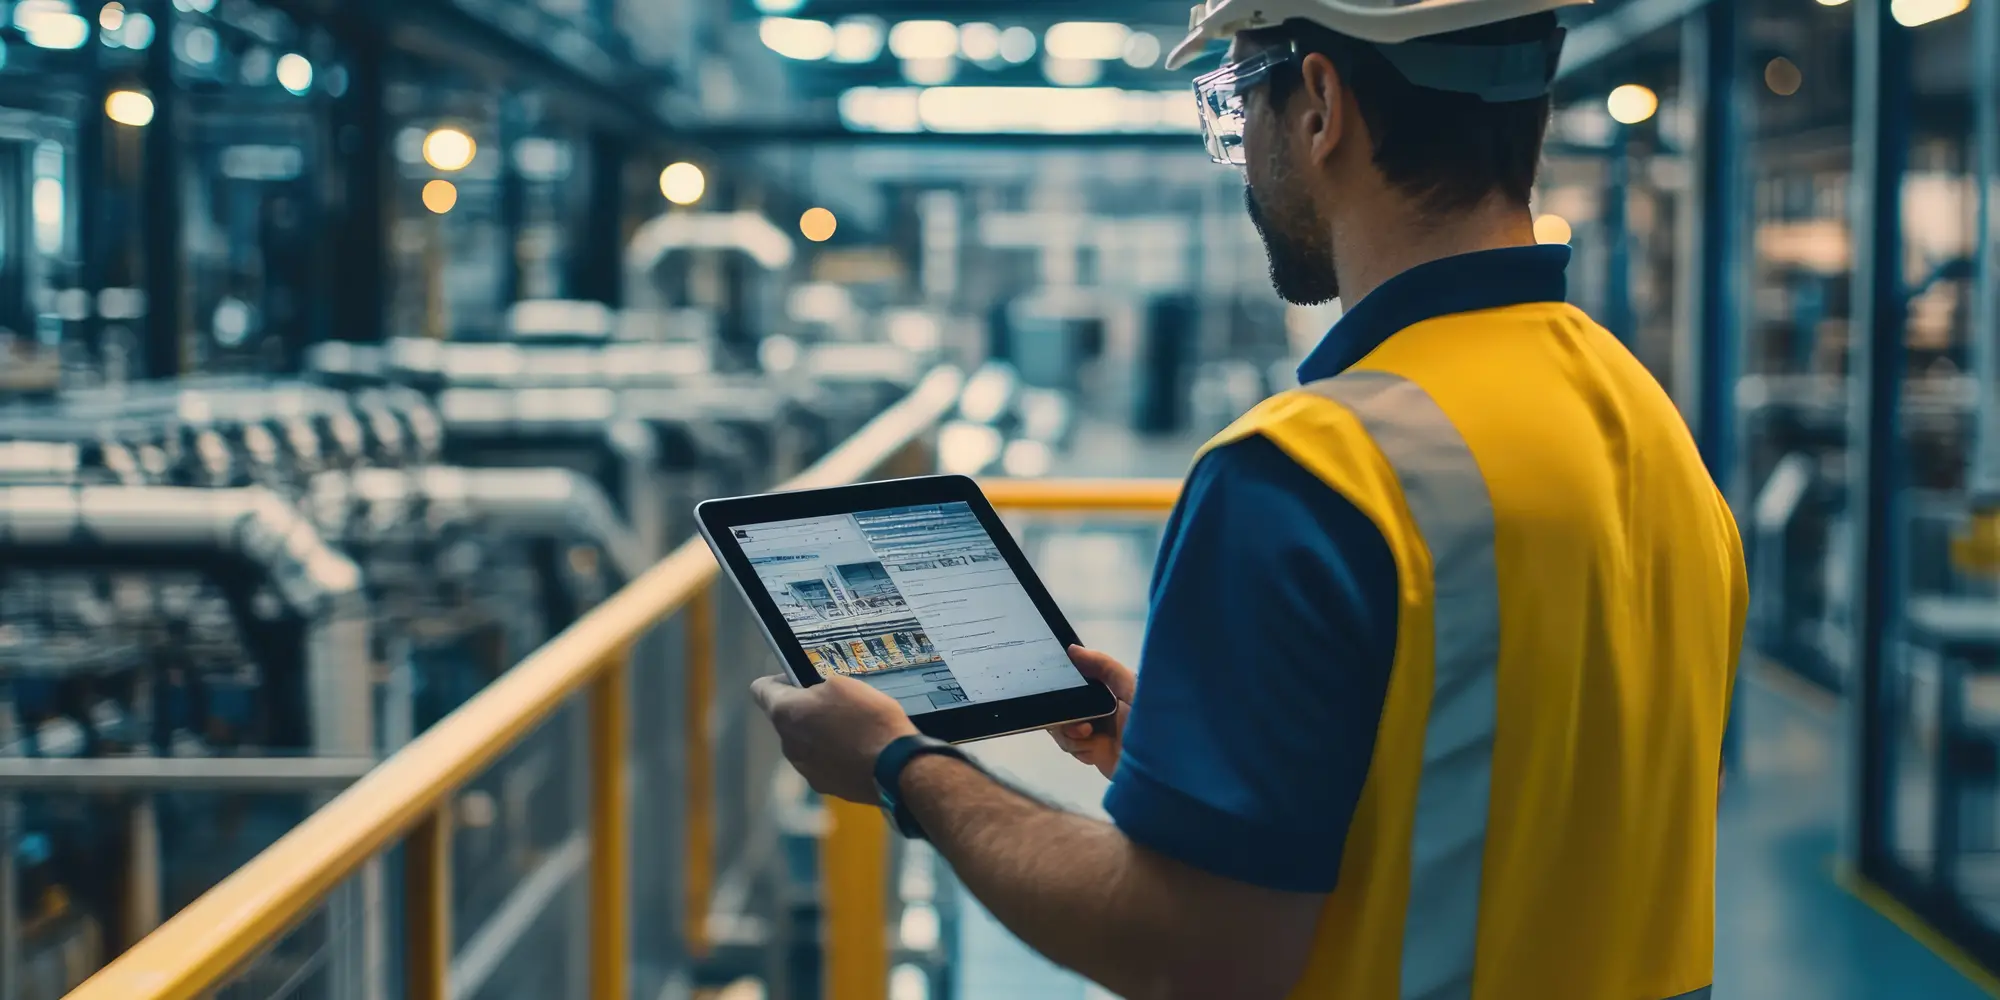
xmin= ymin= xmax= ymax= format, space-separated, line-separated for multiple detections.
xmin=736 ymin=503 xmax=1083 ymax=715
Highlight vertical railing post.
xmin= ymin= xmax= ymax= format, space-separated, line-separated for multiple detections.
xmin=590 ymin=651 xmax=633 ymax=1000
xmin=404 ymin=807 xmax=451 ymax=1000
xmin=685 ymin=586 xmax=717 ymax=960
xmin=822 ymin=800 xmax=889 ymax=1000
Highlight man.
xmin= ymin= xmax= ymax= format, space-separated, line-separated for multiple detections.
xmin=752 ymin=1 xmax=1746 ymax=997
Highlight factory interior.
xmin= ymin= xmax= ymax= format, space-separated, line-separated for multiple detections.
xmin=2 ymin=0 xmax=2000 ymax=997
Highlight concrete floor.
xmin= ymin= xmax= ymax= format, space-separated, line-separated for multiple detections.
xmin=941 ymin=422 xmax=1996 ymax=999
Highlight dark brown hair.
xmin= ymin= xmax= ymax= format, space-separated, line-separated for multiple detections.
xmin=1247 ymin=13 xmax=1558 ymax=214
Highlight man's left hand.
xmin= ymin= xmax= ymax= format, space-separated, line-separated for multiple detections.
xmin=751 ymin=673 xmax=920 ymax=804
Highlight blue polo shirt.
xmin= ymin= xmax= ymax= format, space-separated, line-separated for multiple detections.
xmin=1103 ymin=244 xmax=1572 ymax=892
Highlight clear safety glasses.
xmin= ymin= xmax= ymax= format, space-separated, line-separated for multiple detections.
xmin=1192 ymin=42 xmax=1300 ymax=166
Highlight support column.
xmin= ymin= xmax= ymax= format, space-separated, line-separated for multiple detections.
xmin=330 ymin=17 xmax=390 ymax=342
xmin=569 ymin=131 xmax=625 ymax=308
xmin=140 ymin=0 xmax=182 ymax=378
xmin=1846 ymin=0 xmax=1911 ymax=874
xmin=497 ymin=95 xmax=526 ymax=312
xmin=75 ymin=34 xmax=109 ymax=367
xmin=1968 ymin=0 xmax=2000 ymax=509
xmin=1685 ymin=0 xmax=1749 ymax=767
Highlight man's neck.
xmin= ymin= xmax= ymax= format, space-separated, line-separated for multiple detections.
xmin=1329 ymin=194 xmax=1538 ymax=307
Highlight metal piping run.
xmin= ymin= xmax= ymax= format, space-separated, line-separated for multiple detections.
xmin=0 ymin=486 xmax=364 ymax=618
xmin=0 ymin=485 xmax=375 ymax=759
xmin=329 ymin=467 xmax=651 ymax=583
xmin=434 ymin=389 xmax=668 ymax=560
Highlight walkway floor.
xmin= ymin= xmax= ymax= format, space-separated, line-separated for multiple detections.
xmin=945 ymin=426 xmax=1994 ymax=1000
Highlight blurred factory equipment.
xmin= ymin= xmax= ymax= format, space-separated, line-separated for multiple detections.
xmin=0 ymin=324 xmax=937 ymax=996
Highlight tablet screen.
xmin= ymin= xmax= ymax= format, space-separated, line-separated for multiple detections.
xmin=732 ymin=501 xmax=1086 ymax=714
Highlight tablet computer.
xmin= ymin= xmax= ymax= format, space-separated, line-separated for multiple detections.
xmin=696 ymin=475 xmax=1118 ymax=743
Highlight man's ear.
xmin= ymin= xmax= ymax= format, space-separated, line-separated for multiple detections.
xmin=1297 ymin=51 xmax=1345 ymax=166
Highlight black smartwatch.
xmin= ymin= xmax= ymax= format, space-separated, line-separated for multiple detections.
xmin=874 ymin=734 xmax=975 ymax=840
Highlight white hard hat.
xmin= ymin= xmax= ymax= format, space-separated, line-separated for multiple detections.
xmin=1165 ymin=0 xmax=1593 ymax=72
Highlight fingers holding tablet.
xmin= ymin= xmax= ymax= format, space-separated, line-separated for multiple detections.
xmin=1047 ymin=645 xmax=1133 ymax=779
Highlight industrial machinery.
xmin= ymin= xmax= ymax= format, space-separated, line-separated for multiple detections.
xmin=0 ymin=319 xmax=933 ymax=998
xmin=0 ymin=376 xmax=649 ymax=999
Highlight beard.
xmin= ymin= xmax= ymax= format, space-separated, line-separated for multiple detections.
xmin=1245 ymin=182 xmax=1340 ymax=306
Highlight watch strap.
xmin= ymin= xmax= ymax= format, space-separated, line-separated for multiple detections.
xmin=874 ymin=734 xmax=971 ymax=840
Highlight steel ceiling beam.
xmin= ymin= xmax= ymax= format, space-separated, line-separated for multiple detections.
xmin=1555 ymin=0 xmax=1721 ymax=81
xmin=263 ymin=0 xmax=671 ymax=137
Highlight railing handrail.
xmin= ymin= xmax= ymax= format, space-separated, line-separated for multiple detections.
xmin=64 ymin=356 xmax=1183 ymax=998
xmin=980 ymin=477 xmax=1183 ymax=511
xmin=65 ymin=366 xmax=965 ymax=1000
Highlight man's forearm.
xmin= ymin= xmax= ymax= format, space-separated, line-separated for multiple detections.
xmin=900 ymin=755 xmax=1304 ymax=999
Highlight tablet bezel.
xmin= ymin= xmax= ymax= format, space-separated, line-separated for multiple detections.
xmin=696 ymin=474 xmax=1118 ymax=744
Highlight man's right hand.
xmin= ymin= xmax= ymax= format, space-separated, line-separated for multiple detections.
xmin=1049 ymin=645 xmax=1135 ymax=780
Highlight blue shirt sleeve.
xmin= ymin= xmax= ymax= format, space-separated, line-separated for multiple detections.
xmin=1103 ymin=434 xmax=1399 ymax=893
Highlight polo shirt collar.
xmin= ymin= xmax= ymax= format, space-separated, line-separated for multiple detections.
xmin=1296 ymin=244 xmax=1572 ymax=384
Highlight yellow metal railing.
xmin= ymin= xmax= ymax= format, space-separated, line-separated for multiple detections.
xmin=63 ymin=367 xmax=1182 ymax=1000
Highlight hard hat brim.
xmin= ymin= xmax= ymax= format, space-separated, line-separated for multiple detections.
xmin=1165 ymin=0 xmax=1594 ymax=73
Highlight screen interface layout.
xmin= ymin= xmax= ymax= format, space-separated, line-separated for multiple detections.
xmin=733 ymin=502 xmax=1085 ymax=714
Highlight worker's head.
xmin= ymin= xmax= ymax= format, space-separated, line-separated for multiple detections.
xmin=1194 ymin=12 xmax=1564 ymax=304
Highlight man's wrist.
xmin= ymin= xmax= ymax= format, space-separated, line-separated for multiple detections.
xmin=899 ymin=747 xmax=975 ymax=794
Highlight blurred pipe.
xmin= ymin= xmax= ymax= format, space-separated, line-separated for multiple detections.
xmin=0 ymin=485 xmax=363 ymax=617
xmin=327 ymin=466 xmax=649 ymax=582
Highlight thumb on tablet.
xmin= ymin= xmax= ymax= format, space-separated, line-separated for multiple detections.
xmin=1068 ymin=645 xmax=1136 ymax=704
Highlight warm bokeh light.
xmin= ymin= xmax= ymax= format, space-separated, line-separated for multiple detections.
xmin=422 ymin=179 xmax=458 ymax=215
xmin=1765 ymin=57 xmax=1802 ymax=96
xmin=99 ymin=2 xmax=124 ymax=30
xmin=422 ymin=127 xmax=476 ymax=171
xmin=660 ymin=162 xmax=706 ymax=205
xmin=888 ymin=20 xmax=957 ymax=60
xmin=1533 ymin=214 xmax=1573 ymax=245
xmin=276 ymin=53 xmax=313 ymax=95
xmin=831 ymin=16 xmax=884 ymax=63
xmin=1045 ymin=22 xmax=1130 ymax=61
xmin=104 ymin=89 xmax=155 ymax=127
xmin=760 ymin=16 xmax=836 ymax=60
xmin=999 ymin=25 xmax=1037 ymax=63
xmin=959 ymin=22 xmax=1001 ymax=61
xmin=1606 ymin=84 xmax=1659 ymax=126
xmin=1813 ymin=0 xmax=1850 ymax=5
xmin=1122 ymin=31 xmax=1162 ymax=69
xmin=800 ymin=207 xmax=838 ymax=242
xmin=1891 ymin=0 xmax=1968 ymax=26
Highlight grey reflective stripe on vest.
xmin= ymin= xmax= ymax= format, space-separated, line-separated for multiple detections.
xmin=1300 ymin=371 xmax=1501 ymax=1000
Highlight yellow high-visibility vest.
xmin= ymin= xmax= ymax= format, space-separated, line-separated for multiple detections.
xmin=1200 ymin=300 xmax=1745 ymax=1000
